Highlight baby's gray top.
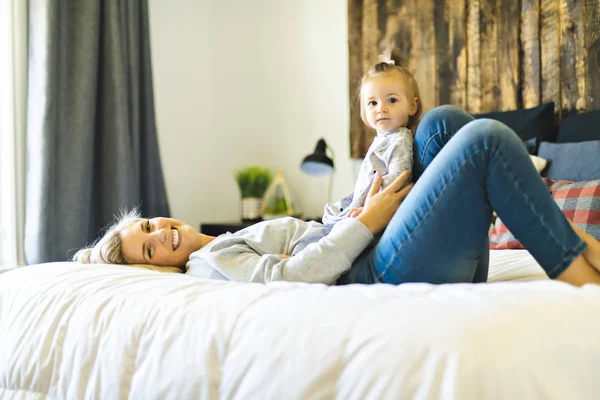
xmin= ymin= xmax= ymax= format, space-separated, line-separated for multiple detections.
xmin=323 ymin=127 xmax=413 ymax=226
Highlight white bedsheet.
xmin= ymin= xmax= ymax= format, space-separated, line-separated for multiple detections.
xmin=488 ymin=249 xmax=551 ymax=282
xmin=1 ymin=251 xmax=599 ymax=399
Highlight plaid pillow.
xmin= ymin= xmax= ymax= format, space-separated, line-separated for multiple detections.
xmin=489 ymin=178 xmax=600 ymax=249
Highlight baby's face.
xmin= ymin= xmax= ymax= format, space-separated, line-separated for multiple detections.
xmin=362 ymin=72 xmax=416 ymax=132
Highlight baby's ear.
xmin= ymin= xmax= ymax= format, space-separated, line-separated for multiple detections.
xmin=409 ymin=97 xmax=418 ymax=116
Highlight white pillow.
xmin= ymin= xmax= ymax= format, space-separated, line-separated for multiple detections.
xmin=530 ymin=155 xmax=547 ymax=174
xmin=129 ymin=264 xmax=184 ymax=273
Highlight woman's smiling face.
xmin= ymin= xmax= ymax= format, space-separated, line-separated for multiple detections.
xmin=120 ymin=217 xmax=200 ymax=267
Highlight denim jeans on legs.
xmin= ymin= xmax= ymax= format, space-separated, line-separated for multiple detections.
xmin=337 ymin=105 xmax=587 ymax=285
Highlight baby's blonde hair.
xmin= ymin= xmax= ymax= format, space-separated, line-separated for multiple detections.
xmin=358 ymin=47 xmax=423 ymax=132
xmin=72 ymin=209 xmax=143 ymax=264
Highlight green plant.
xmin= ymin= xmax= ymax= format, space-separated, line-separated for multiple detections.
xmin=265 ymin=197 xmax=288 ymax=215
xmin=234 ymin=166 xmax=273 ymax=198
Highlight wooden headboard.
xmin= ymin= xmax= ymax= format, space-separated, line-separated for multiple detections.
xmin=348 ymin=0 xmax=600 ymax=158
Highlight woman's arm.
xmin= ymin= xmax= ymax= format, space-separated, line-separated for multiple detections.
xmin=195 ymin=217 xmax=374 ymax=284
xmin=189 ymin=172 xmax=413 ymax=284
xmin=356 ymin=170 xmax=413 ymax=234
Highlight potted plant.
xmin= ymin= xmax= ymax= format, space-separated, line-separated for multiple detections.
xmin=235 ymin=166 xmax=273 ymax=221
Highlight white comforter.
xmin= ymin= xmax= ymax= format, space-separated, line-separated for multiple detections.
xmin=1 ymin=250 xmax=599 ymax=399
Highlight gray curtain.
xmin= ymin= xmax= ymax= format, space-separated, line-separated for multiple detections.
xmin=25 ymin=0 xmax=170 ymax=264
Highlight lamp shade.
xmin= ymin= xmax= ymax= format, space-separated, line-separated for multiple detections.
xmin=300 ymin=138 xmax=334 ymax=176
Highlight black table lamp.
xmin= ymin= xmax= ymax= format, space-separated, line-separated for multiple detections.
xmin=300 ymin=138 xmax=335 ymax=205
xmin=300 ymin=138 xmax=335 ymax=176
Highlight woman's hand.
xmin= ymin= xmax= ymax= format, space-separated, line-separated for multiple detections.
xmin=356 ymin=170 xmax=413 ymax=235
xmin=347 ymin=207 xmax=364 ymax=218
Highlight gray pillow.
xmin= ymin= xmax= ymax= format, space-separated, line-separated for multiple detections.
xmin=538 ymin=141 xmax=600 ymax=181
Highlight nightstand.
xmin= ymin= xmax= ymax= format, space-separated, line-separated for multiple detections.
xmin=199 ymin=221 xmax=258 ymax=236
xmin=199 ymin=217 xmax=322 ymax=236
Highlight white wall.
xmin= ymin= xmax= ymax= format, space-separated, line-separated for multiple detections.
xmin=149 ymin=0 xmax=357 ymax=227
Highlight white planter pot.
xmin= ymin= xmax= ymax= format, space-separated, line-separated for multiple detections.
xmin=240 ymin=197 xmax=263 ymax=221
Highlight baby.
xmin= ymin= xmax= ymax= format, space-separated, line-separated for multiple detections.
xmin=323 ymin=49 xmax=423 ymax=227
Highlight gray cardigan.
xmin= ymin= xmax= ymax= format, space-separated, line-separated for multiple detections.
xmin=186 ymin=217 xmax=373 ymax=284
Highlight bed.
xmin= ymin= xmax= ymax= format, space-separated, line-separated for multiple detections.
xmin=1 ymin=250 xmax=599 ymax=399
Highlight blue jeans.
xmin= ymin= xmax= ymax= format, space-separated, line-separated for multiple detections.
xmin=337 ymin=105 xmax=587 ymax=285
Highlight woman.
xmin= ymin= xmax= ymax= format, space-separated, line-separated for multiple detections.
xmin=74 ymin=106 xmax=600 ymax=287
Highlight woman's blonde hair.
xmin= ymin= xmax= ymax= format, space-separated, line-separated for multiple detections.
xmin=358 ymin=47 xmax=423 ymax=132
xmin=72 ymin=209 xmax=143 ymax=264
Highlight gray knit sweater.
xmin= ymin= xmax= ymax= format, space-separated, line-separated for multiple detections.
xmin=185 ymin=217 xmax=374 ymax=284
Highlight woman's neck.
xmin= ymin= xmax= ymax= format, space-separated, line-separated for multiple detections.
xmin=199 ymin=233 xmax=216 ymax=249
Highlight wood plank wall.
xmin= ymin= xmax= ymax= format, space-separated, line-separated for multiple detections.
xmin=348 ymin=0 xmax=600 ymax=158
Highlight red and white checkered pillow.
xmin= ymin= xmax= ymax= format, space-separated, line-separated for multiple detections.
xmin=489 ymin=178 xmax=600 ymax=249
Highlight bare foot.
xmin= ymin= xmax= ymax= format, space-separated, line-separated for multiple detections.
xmin=568 ymin=221 xmax=600 ymax=273
xmin=556 ymin=254 xmax=600 ymax=287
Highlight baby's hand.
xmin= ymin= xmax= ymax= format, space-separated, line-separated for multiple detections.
xmin=277 ymin=254 xmax=291 ymax=259
xmin=347 ymin=207 xmax=364 ymax=218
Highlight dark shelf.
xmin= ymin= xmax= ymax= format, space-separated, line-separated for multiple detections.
xmin=200 ymin=217 xmax=322 ymax=236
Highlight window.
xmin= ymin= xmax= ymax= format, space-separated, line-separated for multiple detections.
xmin=0 ymin=0 xmax=26 ymax=267
xmin=0 ymin=0 xmax=17 ymax=266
